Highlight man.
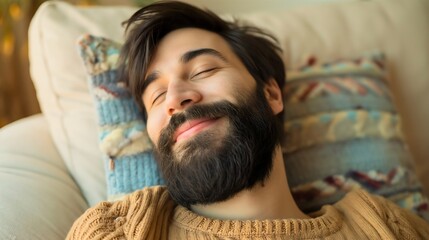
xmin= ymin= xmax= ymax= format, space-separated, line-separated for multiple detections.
xmin=67 ymin=1 xmax=429 ymax=239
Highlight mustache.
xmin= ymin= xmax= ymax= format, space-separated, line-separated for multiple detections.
xmin=159 ymin=100 xmax=237 ymax=145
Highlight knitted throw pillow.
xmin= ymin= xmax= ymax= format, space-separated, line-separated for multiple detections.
xmin=283 ymin=54 xmax=428 ymax=220
xmin=77 ymin=34 xmax=164 ymax=201
xmin=77 ymin=34 xmax=428 ymax=220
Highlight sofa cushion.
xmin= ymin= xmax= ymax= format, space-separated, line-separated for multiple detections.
xmin=0 ymin=115 xmax=88 ymax=239
xmin=29 ymin=1 xmax=137 ymax=206
xmin=28 ymin=0 xmax=429 ymax=206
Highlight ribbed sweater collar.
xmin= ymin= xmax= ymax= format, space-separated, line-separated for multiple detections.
xmin=171 ymin=202 xmax=343 ymax=238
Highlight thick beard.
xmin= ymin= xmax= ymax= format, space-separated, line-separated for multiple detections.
xmin=154 ymin=88 xmax=282 ymax=208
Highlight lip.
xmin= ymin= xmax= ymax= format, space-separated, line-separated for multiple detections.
xmin=173 ymin=118 xmax=219 ymax=143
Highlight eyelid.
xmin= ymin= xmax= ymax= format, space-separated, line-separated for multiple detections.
xmin=143 ymin=88 xmax=165 ymax=110
xmin=191 ymin=67 xmax=218 ymax=79
xmin=151 ymin=91 xmax=166 ymax=105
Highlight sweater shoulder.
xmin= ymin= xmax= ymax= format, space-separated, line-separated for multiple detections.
xmin=336 ymin=189 xmax=429 ymax=239
xmin=339 ymin=189 xmax=383 ymax=214
xmin=66 ymin=186 xmax=174 ymax=240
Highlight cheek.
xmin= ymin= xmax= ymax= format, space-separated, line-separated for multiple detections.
xmin=203 ymin=72 xmax=255 ymax=104
xmin=146 ymin=120 xmax=157 ymax=146
xmin=146 ymin=110 xmax=165 ymax=146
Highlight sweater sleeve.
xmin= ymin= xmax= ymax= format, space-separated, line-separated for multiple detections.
xmin=364 ymin=191 xmax=429 ymax=239
xmin=66 ymin=186 xmax=175 ymax=240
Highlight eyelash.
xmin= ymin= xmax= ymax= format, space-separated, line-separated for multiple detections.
xmin=192 ymin=67 xmax=217 ymax=78
xmin=152 ymin=91 xmax=166 ymax=105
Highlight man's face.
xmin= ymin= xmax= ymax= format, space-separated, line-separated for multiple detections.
xmin=142 ymin=28 xmax=283 ymax=207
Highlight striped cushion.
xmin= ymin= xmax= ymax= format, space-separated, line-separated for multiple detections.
xmin=283 ymin=53 xmax=428 ymax=221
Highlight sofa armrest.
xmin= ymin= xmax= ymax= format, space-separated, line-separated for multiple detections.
xmin=0 ymin=115 xmax=88 ymax=240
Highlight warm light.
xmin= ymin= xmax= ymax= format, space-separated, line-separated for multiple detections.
xmin=0 ymin=118 xmax=8 ymax=128
xmin=2 ymin=33 xmax=14 ymax=57
xmin=20 ymin=41 xmax=28 ymax=61
xmin=9 ymin=3 xmax=22 ymax=20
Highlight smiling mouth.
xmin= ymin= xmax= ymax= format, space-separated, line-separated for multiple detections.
xmin=173 ymin=117 xmax=220 ymax=143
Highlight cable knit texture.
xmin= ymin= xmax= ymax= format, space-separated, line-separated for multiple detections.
xmin=66 ymin=186 xmax=429 ymax=239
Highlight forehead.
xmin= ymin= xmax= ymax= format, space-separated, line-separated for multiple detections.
xmin=148 ymin=28 xmax=235 ymax=68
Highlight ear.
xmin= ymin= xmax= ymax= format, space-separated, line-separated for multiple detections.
xmin=263 ymin=78 xmax=284 ymax=115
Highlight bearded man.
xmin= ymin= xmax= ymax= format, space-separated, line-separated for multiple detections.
xmin=67 ymin=1 xmax=429 ymax=239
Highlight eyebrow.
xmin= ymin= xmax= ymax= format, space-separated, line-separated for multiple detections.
xmin=180 ymin=48 xmax=227 ymax=64
xmin=142 ymin=48 xmax=228 ymax=93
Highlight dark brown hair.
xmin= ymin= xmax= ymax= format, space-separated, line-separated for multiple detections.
xmin=119 ymin=1 xmax=285 ymax=119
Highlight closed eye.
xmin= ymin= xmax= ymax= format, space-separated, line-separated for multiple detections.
xmin=192 ymin=67 xmax=218 ymax=79
xmin=152 ymin=91 xmax=166 ymax=105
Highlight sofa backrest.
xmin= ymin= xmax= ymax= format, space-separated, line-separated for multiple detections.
xmin=29 ymin=0 xmax=429 ymax=206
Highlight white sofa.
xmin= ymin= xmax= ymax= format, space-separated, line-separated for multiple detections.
xmin=1 ymin=0 xmax=428 ymax=239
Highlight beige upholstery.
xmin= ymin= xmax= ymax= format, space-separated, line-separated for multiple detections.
xmin=28 ymin=2 xmax=138 ymax=205
xmin=0 ymin=115 xmax=88 ymax=239
xmin=0 ymin=0 xmax=427 ymax=238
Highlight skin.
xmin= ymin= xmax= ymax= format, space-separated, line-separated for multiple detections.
xmin=142 ymin=28 xmax=308 ymax=220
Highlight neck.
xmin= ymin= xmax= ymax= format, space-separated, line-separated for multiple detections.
xmin=190 ymin=146 xmax=309 ymax=220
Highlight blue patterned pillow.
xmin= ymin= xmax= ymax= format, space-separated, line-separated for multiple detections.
xmin=77 ymin=34 xmax=164 ymax=201
xmin=77 ymin=34 xmax=428 ymax=221
xmin=283 ymin=54 xmax=428 ymax=220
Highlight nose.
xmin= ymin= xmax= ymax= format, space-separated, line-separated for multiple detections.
xmin=165 ymin=80 xmax=202 ymax=116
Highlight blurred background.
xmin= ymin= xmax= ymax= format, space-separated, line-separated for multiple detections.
xmin=0 ymin=0 xmax=137 ymax=128
xmin=0 ymin=0 xmax=354 ymax=128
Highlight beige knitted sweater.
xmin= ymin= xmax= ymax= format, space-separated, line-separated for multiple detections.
xmin=66 ymin=186 xmax=429 ymax=239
